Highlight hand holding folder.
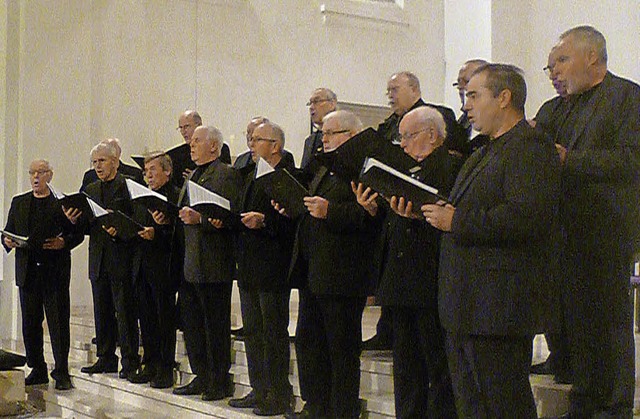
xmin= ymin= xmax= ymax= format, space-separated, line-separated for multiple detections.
xmin=254 ymin=158 xmax=309 ymax=219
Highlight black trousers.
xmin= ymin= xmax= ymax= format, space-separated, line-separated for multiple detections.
xmin=239 ymin=287 xmax=291 ymax=400
xmin=295 ymin=289 xmax=366 ymax=418
xmin=135 ymin=267 xmax=177 ymax=372
xmin=392 ymin=306 xmax=455 ymax=418
xmin=91 ymin=269 xmax=140 ymax=371
xmin=180 ymin=281 xmax=232 ymax=392
xmin=19 ymin=266 xmax=70 ymax=375
xmin=445 ymin=333 xmax=536 ymax=419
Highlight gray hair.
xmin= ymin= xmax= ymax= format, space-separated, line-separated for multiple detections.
xmin=411 ymin=106 xmax=447 ymax=142
xmin=90 ymin=141 xmax=119 ymax=160
xmin=313 ymin=87 xmax=337 ymax=102
xmin=323 ymin=110 xmax=363 ymax=135
xmin=472 ymin=63 xmax=527 ymax=113
xmin=144 ymin=151 xmax=173 ymax=174
xmin=182 ymin=110 xmax=203 ymax=126
xmin=560 ymin=25 xmax=607 ymax=64
xmin=393 ymin=71 xmax=421 ymax=94
xmin=202 ymin=125 xmax=224 ymax=158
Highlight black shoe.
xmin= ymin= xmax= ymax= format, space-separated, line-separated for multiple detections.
xmin=119 ymin=367 xmax=138 ymax=380
xmin=173 ymin=377 xmax=204 ymax=395
xmin=253 ymin=394 xmax=294 ymax=416
xmin=54 ymin=374 xmax=73 ymax=391
xmin=284 ymin=405 xmax=312 ymax=419
xmin=362 ymin=334 xmax=392 ymax=351
xmin=150 ymin=369 xmax=174 ymax=389
xmin=127 ymin=365 xmax=155 ymax=384
xmin=530 ymin=360 xmax=553 ymax=375
xmin=81 ymin=359 xmax=118 ymax=374
xmin=25 ymin=368 xmax=49 ymax=386
xmin=202 ymin=388 xmax=226 ymax=401
xmin=229 ymin=390 xmax=259 ymax=408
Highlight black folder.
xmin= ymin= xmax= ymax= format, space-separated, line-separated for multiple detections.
xmin=58 ymin=192 xmax=95 ymax=222
xmin=255 ymin=168 xmax=309 ymax=219
xmin=359 ymin=157 xmax=449 ymax=209
xmin=99 ymin=210 xmax=145 ymax=241
xmin=125 ymin=179 xmax=179 ymax=217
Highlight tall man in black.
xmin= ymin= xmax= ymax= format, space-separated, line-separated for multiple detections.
xmin=3 ymin=159 xmax=84 ymax=390
xmin=355 ymin=106 xmax=459 ymax=417
xmin=127 ymin=152 xmax=181 ymax=388
xmin=65 ymin=141 xmax=141 ymax=379
xmin=228 ymin=122 xmax=295 ymax=416
xmin=423 ymin=64 xmax=561 ymax=417
xmin=172 ymin=125 xmax=241 ymax=401
xmin=284 ymin=110 xmax=378 ymax=419
xmin=549 ymin=25 xmax=640 ymax=417
xmin=300 ymin=88 xmax=337 ymax=170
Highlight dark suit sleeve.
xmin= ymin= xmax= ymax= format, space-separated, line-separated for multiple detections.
xmin=59 ymin=211 xmax=84 ymax=251
xmin=2 ymin=197 xmax=19 ymax=253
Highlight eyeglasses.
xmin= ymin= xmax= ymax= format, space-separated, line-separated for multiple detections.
xmin=306 ymin=98 xmax=331 ymax=106
xmin=543 ymin=66 xmax=552 ymax=77
xmin=249 ymin=137 xmax=276 ymax=144
xmin=322 ymin=129 xmax=350 ymax=137
xmin=28 ymin=169 xmax=51 ymax=176
xmin=400 ymin=128 xmax=428 ymax=142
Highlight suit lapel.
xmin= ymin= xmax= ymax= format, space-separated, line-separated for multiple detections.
xmin=309 ymin=166 xmax=328 ymax=195
xmin=450 ymin=138 xmax=504 ymax=205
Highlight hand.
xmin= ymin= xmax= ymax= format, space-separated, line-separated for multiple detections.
xmin=182 ymin=168 xmax=193 ymax=179
xmin=351 ymin=181 xmax=378 ymax=217
xmin=179 ymin=207 xmax=202 ymax=225
xmin=422 ymin=201 xmax=455 ymax=231
xmin=138 ymin=227 xmax=155 ymax=240
xmin=555 ymin=143 xmax=567 ymax=165
xmin=271 ymin=200 xmax=290 ymax=218
xmin=102 ymin=225 xmax=118 ymax=237
xmin=207 ymin=218 xmax=224 ymax=229
xmin=304 ymin=196 xmax=329 ymax=219
xmin=3 ymin=236 xmax=18 ymax=249
xmin=241 ymin=212 xmax=266 ymax=229
xmin=43 ymin=236 xmax=65 ymax=250
xmin=63 ymin=206 xmax=82 ymax=224
xmin=390 ymin=196 xmax=421 ymax=219
xmin=150 ymin=209 xmax=169 ymax=225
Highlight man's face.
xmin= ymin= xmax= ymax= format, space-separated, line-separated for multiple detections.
xmin=29 ymin=161 xmax=53 ymax=195
xmin=398 ymin=115 xmax=432 ymax=162
xmin=546 ymin=49 xmax=568 ymax=98
xmin=245 ymin=119 xmax=264 ymax=147
xmin=91 ymin=151 xmax=118 ymax=181
xmin=456 ymin=64 xmax=474 ymax=105
xmin=308 ymin=90 xmax=335 ymax=126
xmin=387 ymin=74 xmax=417 ymax=116
xmin=144 ymin=158 xmax=171 ymax=191
xmin=463 ymin=72 xmax=501 ymax=137
xmin=321 ymin=117 xmax=351 ymax=152
xmin=190 ymin=127 xmax=216 ymax=165
xmin=178 ymin=114 xmax=198 ymax=144
xmin=551 ymin=35 xmax=592 ymax=95
xmin=249 ymin=124 xmax=278 ymax=162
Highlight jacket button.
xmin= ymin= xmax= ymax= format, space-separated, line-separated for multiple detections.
xmin=397 ymin=251 xmax=404 ymax=258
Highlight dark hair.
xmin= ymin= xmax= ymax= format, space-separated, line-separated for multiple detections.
xmin=472 ymin=63 xmax=527 ymax=112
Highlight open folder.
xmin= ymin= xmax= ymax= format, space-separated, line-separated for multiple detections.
xmin=187 ymin=180 xmax=239 ymax=226
xmin=0 ymin=230 xmax=29 ymax=248
xmin=125 ymin=179 xmax=179 ymax=216
xmin=359 ymin=157 xmax=449 ymax=208
xmin=254 ymin=158 xmax=309 ymax=219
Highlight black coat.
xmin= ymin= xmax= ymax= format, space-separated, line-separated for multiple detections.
xmin=3 ymin=192 xmax=84 ymax=287
xmin=438 ymin=120 xmax=561 ymax=336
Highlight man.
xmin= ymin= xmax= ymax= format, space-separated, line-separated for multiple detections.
xmin=454 ymin=59 xmax=490 ymax=156
xmin=80 ymin=138 xmax=144 ymax=192
xmin=354 ymin=106 xmax=459 ymax=417
xmin=3 ymin=160 xmax=83 ymax=390
xmin=172 ymin=110 xmax=232 ymax=187
xmin=172 ymin=125 xmax=241 ymax=401
xmin=65 ymin=142 xmax=141 ymax=380
xmin=127 ymin=152 xmax=181 ymax=389
xmin=423 ymin=64 xmax=561 ymax=417
xmin=549 ymin=26 xmax=640 ymax=417
xmin=284 ymin=110 xmax=378 ymax=419
xmin=300 ymin=88 xmax=337 ymax=170
xmin=529 ymin=46 xmax=572 ymax=384
xmin=233 ymin=116 xmax=294 ymax=171
xmin=228 ymin=121 xmax=295 ymax=416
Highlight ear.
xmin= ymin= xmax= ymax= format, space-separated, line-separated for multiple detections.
xmin=586 ymin=47 xmax=599 ymax=67
xmin=428 ymin=127 xmax=438 ymax=144
xmin=498 ymin=89 xmax=512 ymax=109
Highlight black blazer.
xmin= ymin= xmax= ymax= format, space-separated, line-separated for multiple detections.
xmin=376 ymin=146 xmax=461 ymax=307
xmin=235 ymin=159 xmax=296 ymax=291
xmin=289 ymin=166 xmax=379 ymax=297
xmin=301 ymin=131 xmax=323 ymax=170
xmin=438 ymin=120 xmax=561 ymax=336
xmin=179 ymin=159 xmax=242 ymax=284
xmin=3 ymin=192 xmax=84 ymax=287
xmin=80 ymin=161 xmax=144 ymax=192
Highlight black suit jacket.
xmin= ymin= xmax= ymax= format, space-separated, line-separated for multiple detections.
xmin=438 ymin=120 xmax=561 ymax=336
xmin=301 ymin=131 xmax=323 ymax=170
xmin=3 ymin=192 xmax=84 ymax=287
xmin=80 ymin=161 xmax=144 ymax=192
xmin=171 ymin=143 xmax=232 ymax=188
xmin=235 ymin=159 xmax=296 ymax=291
xmin=289 ymin=166 xmax=379 ymax=296
xmin=179 ymin=159 xmax=241 ymax=284
xmin=533 ymin=95 xmax=571 ymax=146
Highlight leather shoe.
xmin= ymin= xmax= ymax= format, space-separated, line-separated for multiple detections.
xmin=119 ymin=368 xmax=137 ymax=379
xmin=173 ymin=377 xmax=204 ymax=396
xmin=150 ymin=369 xmax=174 ymax=389
xmin=229 ymin=390 xmax=259 ymax=408
xmin=81 ymin=359 xmax=118 ymax=374
xmin=54 ymin=374 xmax=73 ymax=391
xmin=25 ymin=368 xmax=49 ymax=386
xmin=253 ymin=394 xmax=294 ymax=416
xmin=127 ymin=366 xmax=155 ymax=384
xmin=202 ymin=388 xmax=226 ymax=401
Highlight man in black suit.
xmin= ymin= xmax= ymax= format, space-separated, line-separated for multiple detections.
xmin=3 ymin=160 xmax=84 ymax=390
xmin=127 ymin=152 xmax=181 ymax=388
xmin=171 ymin=110 xmax=232 ymax=188
xmin=172 ymin=125 xmax=241 ymax=401
xmin=355 ymin=106 xmax=460 ymax=417
xmin=284 ymin=110 xmax=378 ymax=419
xmin=300 ymin=88 xmax=337 ymax=170
xmin=228 ymin=121 xmax=295 ymax=416
xmin=549 ymin=26 xmax=640 ymax=417
xmin=233 ymin=116 xmax=295 ymax=171
xmin=454 ymin=59 xmax=490 ymax=157
xmin=423 ymin=64 xmax=561 ymax=417
xmin=64 ymin=142 xmax=141 ymax=380
xmin=80 ymin=138 xmax=144 ymax=192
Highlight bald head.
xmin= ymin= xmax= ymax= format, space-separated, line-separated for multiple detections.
xmin=178 ymin=110 xmax=203 ymax=144
xmin=399 ymin=106 xmax=446 ymax=162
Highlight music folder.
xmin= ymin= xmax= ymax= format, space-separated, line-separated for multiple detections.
xmin=254 ymin=158 xmax=309 ymax=219
xmin=187 ymin=180 xmax=240 ymax=226
xmin=359 ymin=157 xmax=449 ymax=209
xmin=125 ymin=179 xmax=179 ymax=216
xmin=131 ymin=142 xmax=188 ymax=170
xmin=58 ymin=192 xmax=95 ymax=222
xmin=100 ymin=210 xmax=145 ymax=241
xmin=1 ymin=230 xmax=29 ymax=248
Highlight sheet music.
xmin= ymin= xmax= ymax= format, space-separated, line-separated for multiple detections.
xmin=187 ymin=180 xmax=231 ymax=211
xmin=87 ymin=197 xmax=109 ymax=217
xmin=255 ymin=157 xmax=275 ymax=179
xmin=362 ymin=158 xmax=439 ymax=195
xmin=125 ymin=179 xmax=167 ymax=202
xmin=47 ymin=183 xmax=66 ymax=200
